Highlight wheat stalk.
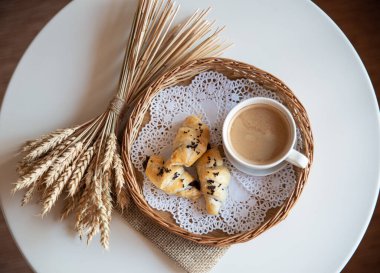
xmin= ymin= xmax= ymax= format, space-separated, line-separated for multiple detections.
xmin=14 ymin=0 xmax=229 ymax=249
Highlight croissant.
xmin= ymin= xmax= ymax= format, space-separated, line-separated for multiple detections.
xmin=196 ymin=148 xmax=231 ymax=215
xmin=170 ymin=115 xmax=210 ymax=167
xmin=145 ymin=155 xmax=201 ymax=200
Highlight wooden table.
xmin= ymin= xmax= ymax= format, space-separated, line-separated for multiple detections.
xmin=0 ymin=0 xmax=379 ymax=272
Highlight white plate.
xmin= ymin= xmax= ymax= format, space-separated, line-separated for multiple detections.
xmin=1 ymin=0 xmax=379 ymax=272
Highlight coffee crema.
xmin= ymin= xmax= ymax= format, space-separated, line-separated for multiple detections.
xmin=228 ymin=103 xmax=291 ymax=165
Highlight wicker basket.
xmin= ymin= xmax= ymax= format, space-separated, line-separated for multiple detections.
xmin=122 ymin=58 xmax=314 ymax=247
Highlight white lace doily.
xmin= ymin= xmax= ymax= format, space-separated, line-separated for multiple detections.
xmin=131 ymin=71 xmax=301 ymax=234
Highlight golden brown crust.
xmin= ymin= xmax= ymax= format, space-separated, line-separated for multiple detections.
xmin=196 ymin=148 xmax=230 ymax=215
xmin=145 ymin=156 xmax=201 ymax=200
xmin=170 ymin=115 xmax=210 ymax=167
xmin=145 ymin=155 xmax=166 ymax=189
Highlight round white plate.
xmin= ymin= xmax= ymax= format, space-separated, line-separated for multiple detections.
xmin=1 ymin=0 xmax=379 ymax=272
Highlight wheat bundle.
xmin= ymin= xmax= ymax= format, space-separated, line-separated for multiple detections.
xmin=13 ymin=0 xmax=229 ymax=249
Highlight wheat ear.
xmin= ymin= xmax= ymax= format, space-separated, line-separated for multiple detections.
xmin=113 ymin=153 xmax=129 ymax=210
xmin=14 ymin=138 xmax=75 ymax=193
xmin=16 ymin=161 xmax=32 ymax=177
xmin=13 ymin=155 xmax=56 ymax=193
xmin=61 ymin=196 xmax=76 ymax=220
xmin=96 ymin=172 xmax=110 ymax=249
xmin=86 ymin=224 xmax=99 ymax=245
xmin=75 ymin=169 xmax=94 ymax=235
xmin=101 ymin=134 xmax=117 ymax=173
xmin=21 ymin=184 xmax=37 ymax=206
xmin=21 ymin=127 xmax=77 ymax=163
xmin=67 ymin=147 xmax=94 ymax=196
xmin=43 ymin=142 xmax=83 ymax=187
xmin=41 ymin=164 xmax=76 ymax=216
xmin=21 ymin=128 xmax=67 ymax=153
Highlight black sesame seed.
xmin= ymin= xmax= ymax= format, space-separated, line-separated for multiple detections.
xmin=207 ymin=185 xmax=216 ymax=195
xmin=142 ymin=156 xmax=150 ymax=170
xmin=172 ymin=172 xmax=180 ymax=180
xmin=189 ymin=180 xmax=200 ymax=190
xmin=186 ymin=142 xmax=198 ymax=150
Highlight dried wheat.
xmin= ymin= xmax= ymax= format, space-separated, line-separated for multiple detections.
xmin=96 ymin=172 xmax=110 ymax=249
xmin=101 ymin=134 xmax=117 ymax=173
xmin=113 ymin=153 xmax=129 ymax=209
xmin=21 ymin=128 xmax=77 ymax=163
xmin=13 ymin=155 xmax=55 ymax=193
xmin=67 ymin=147 xmax=94 ymax=196
xmin=14 ymin=0 xmax=229 ymax=249
xmin=21 ymin=184 xmax=36 ymax=206
xmin=41 ymin=164 xmax=75 ymax=216
xmin=43 ymin=142 xmax=83 ymax=187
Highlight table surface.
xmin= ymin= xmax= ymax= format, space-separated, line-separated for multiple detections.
xmin=0 ymin=0 xmax=379 ymax=272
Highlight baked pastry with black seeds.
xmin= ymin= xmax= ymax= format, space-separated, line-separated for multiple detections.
xmin=145 ymin=155 xmax=201 ymax=200
xmin=196 ymin=148 xmax=230 ymax=215
xmin=170 ymin=115 xmax=210 ymax=167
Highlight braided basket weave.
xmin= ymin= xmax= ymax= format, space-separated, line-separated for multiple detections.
xmin=122 ymin=58 xmax=313 ymax=246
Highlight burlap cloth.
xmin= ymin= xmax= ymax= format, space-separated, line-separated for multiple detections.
xmin=119 ymin=201 xmax=228 ymax=273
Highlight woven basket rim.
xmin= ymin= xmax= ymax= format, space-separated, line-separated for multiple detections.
xmin=122 ymin=57 xmax=314 ymax=246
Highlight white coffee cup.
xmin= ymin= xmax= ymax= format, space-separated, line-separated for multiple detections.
xmin=222 ymin=97 xmax=308 ymax=176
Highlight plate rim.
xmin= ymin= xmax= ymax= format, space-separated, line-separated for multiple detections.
xmin=0 ymin=0 xmax=379 ymax=272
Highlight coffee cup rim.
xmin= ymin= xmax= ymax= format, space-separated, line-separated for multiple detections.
xmin=222 ymin=97 xmax=297 ymax=170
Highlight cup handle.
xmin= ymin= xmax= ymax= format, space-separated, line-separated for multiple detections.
xmin=286 ymin=149 xmax=309 ymax=168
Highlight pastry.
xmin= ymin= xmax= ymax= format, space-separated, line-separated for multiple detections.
xmin=145 ymin=155 xmax=201 ymax=200
xmin=196 ymin=148 xmax=230 ymax=215
xmin=170 ymin=115 xmax=210 ymax=167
